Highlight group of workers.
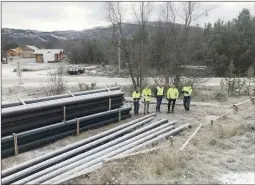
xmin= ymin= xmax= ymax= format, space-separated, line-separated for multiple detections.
xmin=132 ymin=84 xmax=193 ymax=115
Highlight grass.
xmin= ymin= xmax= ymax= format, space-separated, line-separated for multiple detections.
xmin=2 ymin=93 xmax=254 ymax=184
xmin=65 ymin=101 xmax=254 ymax=184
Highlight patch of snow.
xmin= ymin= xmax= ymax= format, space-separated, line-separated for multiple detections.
xmin=219 ymin=172 xmax=255 ymax=184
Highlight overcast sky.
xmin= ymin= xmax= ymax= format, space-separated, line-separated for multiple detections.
xmin=2 ymin=1 xmax=255 ymax=31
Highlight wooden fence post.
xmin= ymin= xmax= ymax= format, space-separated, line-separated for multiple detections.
xmin=109 ymin=98 xmax=111 ymax=110
xmin=170 ymin=136 xmax=174 ymax=146
xmin=13 ymin=133 xmax=18 ymax=155
xmin=250 ymin=97 xmax=255 ymax=105
xmin=118 ymin=108 xmax=121 ymax=122
xmin=210 ymin=120 xmax=214 ymax=126
xmin=76 ymin=118 xmax=80 ymax=135
xmin=63 ymin=106 xmax=66 ymax=122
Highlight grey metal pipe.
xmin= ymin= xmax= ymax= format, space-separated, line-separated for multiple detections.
xmin=39 ymin=121 xmax=176 ymax=184
xmin=2 ymin=91 xmax=123 ymax=116
xmin=118 ymin=123 xmax=191 ymax=155
xmin=9 ymin=117 xmax=158 ymax=185
xmin=52 ymin=123 xmax=190 ymax=185
xmin=2 ymin=113 xmax=155 ymax=178
xmin=25 ymin=119 xmax=175 ymax=184
xmin=1 ymin=87 xmax=119 ymax=108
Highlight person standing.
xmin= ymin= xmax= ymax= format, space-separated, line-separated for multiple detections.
xmin=167 ymin=84 xmax=179 ymax=113
xmin=132 ymin=87 xmax=141 ymax=115
xmin=142 ymin=85 xmax=152 ymax=115
xmin=181 ymin=84 xmax=192 ymax=111
xmin=155 ymin=84 xmax=164 ymax=113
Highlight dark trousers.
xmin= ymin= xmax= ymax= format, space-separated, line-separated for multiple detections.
xmin=133 ymin=101 xmax=139 ymax=115
xmin=156 ymin=96 xmax=163 ymax=112
xmin=183 ymin=96 xmax=191 ymax=111
xmin=144 ymin=101 xmax=150 ymax=114
xmin=168 ymin=99 xmax=176 ymax=112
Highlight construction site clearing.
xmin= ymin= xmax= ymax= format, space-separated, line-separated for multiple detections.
xmin=1 ymin=86 xmax=254 ymax=184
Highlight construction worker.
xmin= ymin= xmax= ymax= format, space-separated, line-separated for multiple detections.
xmin=155 ymin=84 xmax=164 ymax=113
xmin=132 ymin=87 xmax=141 ymax=115
xmin=142 ymin=84 xmax=152 ymax=115
xmin=181 ymin=84 xmax=193 ymax=111
xmin=167 ymin=84 xmax=179 ymax=113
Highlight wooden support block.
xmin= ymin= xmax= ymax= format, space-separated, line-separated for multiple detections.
xmin=109 ymin=98 xmax=111 ymax=110
xmin=233 ymin=105 xmax=238 ymax=113
xmin=104 ymin=85 xmax=111 ymax=92
xmin=234 ymin=99 xmax=252 ymax=107
xmin=18 ymin=96 xmax=26 ymax=105
xmin=68 ymin=90 xmax=75 ymax=97
xmin=170 ymin=136 xmax=174 ymax=146
xmin=76 ymin=118 xmax=80 ymax=135
xmin=179 ymin=123 xmax=203 ymax=151
xmin=118 ymin=108 xmax=121 ymax=122
xmin=13 ymin=133 xmax=18 ymax=155
xmin=63 ymin=106 xmax=66 ymax=122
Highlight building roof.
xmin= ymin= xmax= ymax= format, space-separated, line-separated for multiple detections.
xmin=9 ymin=49 xmax=20 ymax=52
xmin=24 ymin=45 xmax=39 ymax=51
xmin=33 ymin=49 xmax=64 ymax=55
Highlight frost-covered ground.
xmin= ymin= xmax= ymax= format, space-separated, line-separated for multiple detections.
xmin=1 ymin=59 xmax=254 ymax=184
xmin=2 ymin=58 xmax=224 ymax=89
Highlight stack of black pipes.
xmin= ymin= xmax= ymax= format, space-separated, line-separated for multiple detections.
xmin=1 ymin=87 xmax=120 ymax=108
xmin=1 ymin=88 xmax=132 ymax=158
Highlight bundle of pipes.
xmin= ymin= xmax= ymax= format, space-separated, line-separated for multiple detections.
xmin=2 ymin=114 xmax=190 ymax=185
xmin=1 ymin=106 xmax=132 ymax=158
xmin=1 ymin=87 xmax=119 ymax=108
xmin=2 ymin=90 xmax=124 ymax=137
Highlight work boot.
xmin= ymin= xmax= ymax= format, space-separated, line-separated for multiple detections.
xmin=167 ymin=110 xmax=170 ymax=113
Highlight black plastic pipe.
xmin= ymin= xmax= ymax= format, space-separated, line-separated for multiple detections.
xmin=1 ymin=87 xmax=120 ymax=108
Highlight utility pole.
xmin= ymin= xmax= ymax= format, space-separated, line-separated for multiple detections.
xmin=118 ymin=35 xmax=121 ymax=72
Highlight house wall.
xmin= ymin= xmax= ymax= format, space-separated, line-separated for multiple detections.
xmin=21 ymin=46 xmax=35 ymax=58
xmin=60 ymin=52 xmax=64 ymax=60
xmin=6 ymin=50 xmax=20 ymax=56
xmin=44 ymin=52 xmax=56 ymax=63
xmin=35 ymin=54 xmax=43 ymax=63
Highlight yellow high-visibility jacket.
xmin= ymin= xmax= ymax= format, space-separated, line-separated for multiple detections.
xmin=182 ymin=86 xmax=192 ymax=97
xmin=156 ymin=86 xmax=164 ymax=96
xmin=132 ymin=91 xmax=141 ymax=100
xmin=142 ymin=88 xmax=152 ymax=102
xmin=167 ymin=88 xmax=179 ymax=99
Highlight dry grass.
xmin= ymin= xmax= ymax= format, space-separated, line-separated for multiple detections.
xmin=2 ymin=95 xmax=254 ymax=184
xmin=65 ymin=98 xmax=254 ymax=184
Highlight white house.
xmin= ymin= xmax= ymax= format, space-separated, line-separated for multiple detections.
xmin=34 ymin=49 xmax=64 ymax=63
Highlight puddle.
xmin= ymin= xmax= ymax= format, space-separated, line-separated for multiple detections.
xmin=219 ymin=172 xmax=255 ymax=184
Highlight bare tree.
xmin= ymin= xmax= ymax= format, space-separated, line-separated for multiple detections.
xmin=43 ymin=63 xmax=67 ymax=96
xmin=106 ymin=2 xmax=151 ymax=91
xmin=106 ymin=2 xmax=137 ymax=88
xmin=132 ymin=2 xmax=152 ymax=90
xmin=152 ymin=2 xmax=212 ymax=88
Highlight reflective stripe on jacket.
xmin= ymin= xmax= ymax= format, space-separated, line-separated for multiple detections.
xmin=156 ymin=86 xmax=164 ymax=96
xmin=182 ymin=86 xmax=192 ymax=97
xmin=167 ymin=88 xmax=179 ymax=99
xmin=142 ymin=88 xmax=152 ymax=102
xmin=132 ymin=91 xmax=141 ymax=99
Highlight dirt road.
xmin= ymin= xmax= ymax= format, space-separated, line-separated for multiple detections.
xmin=1 ymin=60 xmax=223 ymax=88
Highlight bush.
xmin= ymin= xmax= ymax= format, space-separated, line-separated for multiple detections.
xmin=78 ymin=82 xmax=97 ymax=91
xmin=213 ymin=92 xmax=228 ymax=102
xmin=43 ymin=63 xmax=67 ymax=96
